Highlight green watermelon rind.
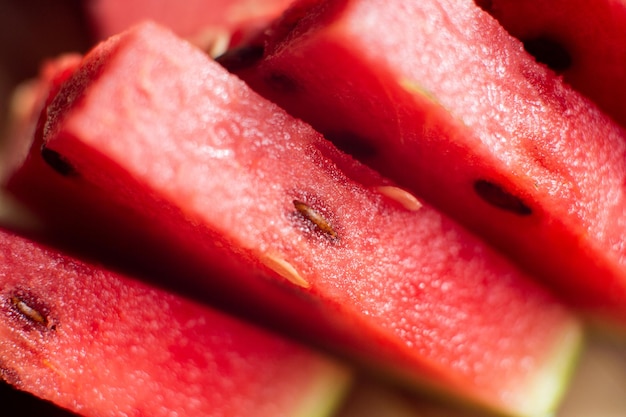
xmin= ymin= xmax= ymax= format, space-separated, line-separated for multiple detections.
xmin=361 ymin=319 xmax=584 ymax=417
xmin=293 ymin=362 xmax=354 ymax=417
xmin=510 ymin=320 xmax=584 ymax=417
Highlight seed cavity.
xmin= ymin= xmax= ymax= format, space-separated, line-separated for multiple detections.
xmin=8 ymin=291 xmax=56 ymax=332
xmin=0 ymin=363 xmax=21 ymax=387
xmin=377 ymin=186 xmax=423 ymax=211
xmin=522 ymin=36 xmax=573 ymax=73
xmin=261 ymin=253 xmax=310 ymax=288
xmin=293 ymin=200 xmax=339 ymax=240
xmin=474 ymin=179 xmax=532 ymax=216
xmin=40 ymin=144 xmax=77 ymax=177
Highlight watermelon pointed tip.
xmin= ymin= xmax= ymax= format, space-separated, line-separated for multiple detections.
xmin=508 ymin=319 xmax=585 ymax=417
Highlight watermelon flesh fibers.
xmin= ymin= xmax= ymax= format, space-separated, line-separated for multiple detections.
xmin=4 ymin=22 xmax=584 ymax=417
xmin=0 ymin=226 xmax=351 ymax=417
xmin=224 ymin=0 xmax=626 ymax=327
xmin=475 ymin=0 xmax=626 ymax=128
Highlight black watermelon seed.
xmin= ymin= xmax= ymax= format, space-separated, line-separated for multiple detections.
xmin=324 ymin=131 xmax=379 ymax=160
xmin=216 ymin=44 xmax=265 ymax=72
xmin=523 ymin=36 xmax=573 ymax=73
xmin=40 ymin=145 xmax=77 ymax=177
xmin=474 ymin=179 xmax=532 ymax=216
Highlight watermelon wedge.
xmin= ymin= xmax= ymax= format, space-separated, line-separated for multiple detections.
xmin=475 ymin=0 xmax=626 ymax=128
xmin=86 ymin=0 xmax=294 ymax=56
xmin=223 ymin=0 xmax=626 ymax=328
xmin=0 ymin=225 xmax=351 ymax=417
xmin=2 ymin=22 xmax=583 ymax=417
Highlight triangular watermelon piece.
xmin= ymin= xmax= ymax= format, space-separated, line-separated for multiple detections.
xmin=222 ymin=0 xmax=626 ymax=328
xmin=475 ymin=0 xmax=626 ymax=128
xmin=3 ymin=22 xmax=582 ymax=417
xmin=86 ymin=0 xmax=294 ymax=56
xmin=0 ymin=226 xmax=351 ymax=417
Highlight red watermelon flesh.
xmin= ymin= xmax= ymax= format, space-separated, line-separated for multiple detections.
xmin=475 ymin=0 xmax=626 ymax=128
xmin=223 ymin=0 xmax=626 ymax=327
xmin=86 ymin=0 xmax=293 ymax=56
xmin=1 ymin=54 xmax=82 ymax=180
xmin=0 ymin=226 xmax=351 ymax=417
xmin=5 ymin=21 xmax=584 ymax=417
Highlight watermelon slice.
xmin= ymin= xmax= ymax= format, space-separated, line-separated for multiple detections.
xmin=86 ymin=0 xmax=294 ymax=56
xmin=2 ymin=22 xmax=582 ymax=417
xmin=0 ymin=225 xmax=351 ymax=417
xmin=223 ymin=0 xmax=626 ymax=328
xmin=475 ymin=0 xmax=626 ymax=127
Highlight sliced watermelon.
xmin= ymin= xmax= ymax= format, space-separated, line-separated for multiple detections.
xmin=0 ymin=225 xmax=351 ymax=417
xmin=223 ymin=0 xmax=626 ymax=328
xmin=1 ymin=53 xmax=81 ymax=173
xmin=2 ymin=21 xmax=583 ymax=417
xmin=86 ymin=0 xmax=294 ymax=56
xmin=475 ymin=0 xmax=626 ymax=127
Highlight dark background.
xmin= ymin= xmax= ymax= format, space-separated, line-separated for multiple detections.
xmin=0 ymin=0 xmax=91 ymax=140
xmin=0 ymin=1 xmax=86 ymax=414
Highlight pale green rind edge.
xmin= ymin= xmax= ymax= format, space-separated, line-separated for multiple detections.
xmin=293 ymin=360 xmax=354 ymax=417
xmin=355 ymin=317 xmax=585 ymax=417
xmin=507 ymin=319 xmax=586 ymax=417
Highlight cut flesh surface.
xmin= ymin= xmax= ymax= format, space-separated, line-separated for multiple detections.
xmin=0 ymin=228 xmax=350 ymax=417
xmin=6 ymin=22 xmax=582 ymax=417
xmin=225 ymin=0 xmax=626 ymax=327
xmin=476 ymin=0 xmax=626 ymax=127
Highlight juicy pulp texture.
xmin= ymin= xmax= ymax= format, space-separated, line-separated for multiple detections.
xmin=6 ymin=22 xmax=585 ymax=417
xmin=0 ymin=228 xmax=351 ymax=417
xmin=476 ymin=0 xmax=626 ymax=128
xmin=225 ymin=0 xmax=626 ymax=327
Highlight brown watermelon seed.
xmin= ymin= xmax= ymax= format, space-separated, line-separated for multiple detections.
xmin=293 ymin=200 xmax=339 ymax=240
xmin=9 ymin=292 xmax=57 ymax=332
xmin=216 ymin=44 xmax=265 ymax=72
xmin=522 ymin=36 xmax=573 ymax=73
xmin=474 ymin=180 xmax=532 ymax=216
xmin=261 ymin=253 xmax=310 ymax=288
xmin=40 ymin=144 xmax=77 ymax=177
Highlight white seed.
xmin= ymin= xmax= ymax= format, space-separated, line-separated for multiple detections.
xmin=191 ymin=28 xmax=232 ymax=58
xmin=377 ymin=186 xmax=423 ymax=211
xmin=261 ymin=253 xmax=310 ymax=289
xmin=11 ymin=296 xmax=48 ymax=327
